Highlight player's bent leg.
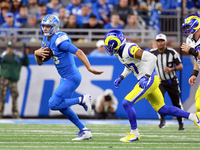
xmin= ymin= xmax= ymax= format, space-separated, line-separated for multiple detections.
xmin=79 ymin=94 xmax=92 ymax=115
xmin=48 ymin=93 xmax=79 ymax=110
xmin=157 ymin=105 xmax=200 ymax=129
xmin=121 ymin=99 xmax=140 ymax=142
xmin=60 ymin=107 xmax=85 ymax=130
xmin=60 ymin=107 xmax=92 ymax=140
xmin=123 ymin=99 xmax=137 ymax=130
xmin=158 ymin=105 xmax=190 ymax=119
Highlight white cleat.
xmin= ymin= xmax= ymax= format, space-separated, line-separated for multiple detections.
xmin=72 ymin=129 xmax=92 ymax=141
xmin=80 ymin=94 xmax=92 ymax=115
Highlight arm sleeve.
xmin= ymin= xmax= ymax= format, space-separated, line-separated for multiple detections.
xmin=58 ymin=41 xmax=78 ymax=54
xmin=141 ymin=51 xmax=157 ymax=76
xmin=121 ymin=66 xmax=132 ymax=78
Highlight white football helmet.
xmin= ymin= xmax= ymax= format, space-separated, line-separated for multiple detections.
xmin=40 ymin=14 xmax=60 ymax=37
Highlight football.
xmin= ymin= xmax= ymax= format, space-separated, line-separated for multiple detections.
xmin=39 ymin=47 xmax=53 ymax=62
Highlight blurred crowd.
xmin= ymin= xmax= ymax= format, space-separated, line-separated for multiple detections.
xmin=0 ymin=0 xmax=200 ymax=42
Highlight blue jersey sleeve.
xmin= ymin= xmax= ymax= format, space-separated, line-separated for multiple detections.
xmin=58 ymin=41 xmax=79 ymax=54
xmin=54 ymin=32 xmax=78 ymax=54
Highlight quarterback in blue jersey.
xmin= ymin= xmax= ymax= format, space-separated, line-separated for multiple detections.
xmin=104 ymin=30 xmax=200 ymax=142
xmin=34 ymin=14 xmax=103 ymax=141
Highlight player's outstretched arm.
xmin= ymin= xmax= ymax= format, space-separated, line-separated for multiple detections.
xmin=75 ymin=49 xmax=104 ymax=75
xmin=189 ymin=59 xmax=200 ymax=85
xmin=34 ymin=47 xmax=49 ymax=66
xmin=181 ymin=42 xmax=200 ymax=58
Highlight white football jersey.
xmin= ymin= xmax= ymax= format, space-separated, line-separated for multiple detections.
xmin=114 ymin=43 xmax=148 ymax=80
xmin=186 ymin=35 xmax=200 ymax=68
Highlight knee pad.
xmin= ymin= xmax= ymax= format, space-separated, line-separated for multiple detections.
xmin=122 ymin=99 xmax=133 ymax=109
xmin=48 ymin=94 xmax=62 ymax=110
xmin=48 ymin=100 xmax=57 ymax=110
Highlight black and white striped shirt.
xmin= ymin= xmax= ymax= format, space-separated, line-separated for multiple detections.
xmin=150 ymin=47 xmax=182 ymax=81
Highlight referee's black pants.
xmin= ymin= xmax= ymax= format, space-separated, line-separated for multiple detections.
xmin=159 ymin=79 xmax=183 ymax=124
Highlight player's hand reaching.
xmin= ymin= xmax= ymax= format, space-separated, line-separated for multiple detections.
xmin=181 ymin=42 xmax=191 ymax=53
xmin=189 ymin=75 xmax=197 ymax=86
xmin=114 ymin=76 xmax=123 ymax=88
xmin=88 ymin=67 xmax=104 ymax=75
xmin=138 ymin=76 xmax=149 ymax=89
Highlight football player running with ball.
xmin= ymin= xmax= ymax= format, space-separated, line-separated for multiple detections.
xmin=104 ymin=30 xmax=200 ymax=142
xmin=34 ymin=14 xmax=103 ymax=140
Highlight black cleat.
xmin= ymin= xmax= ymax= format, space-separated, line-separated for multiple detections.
xmin=178 ymin=123 xmax=185 ymax=131
xmin=158 ymin=119 xmax=166 ymax=128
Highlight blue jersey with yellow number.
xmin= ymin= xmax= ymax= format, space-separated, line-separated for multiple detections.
xmin=41 ymin=32 xmax=79 ymax=78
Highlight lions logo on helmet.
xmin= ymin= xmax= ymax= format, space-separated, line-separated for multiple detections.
xmin=40 ymin=14 xmax=60 ymax=37
xmin=182 ymin=14 xmax=200 ymax=38
xmin=104 ymin=30 xmax=126 ymax=55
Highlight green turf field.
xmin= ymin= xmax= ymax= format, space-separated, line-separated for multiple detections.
xmin=0 ymin=123 xmax=199 ymax=150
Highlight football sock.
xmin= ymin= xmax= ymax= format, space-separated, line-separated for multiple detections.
xmin=122 ymin=99 xmax=137 ymax=130
xmin=82 ymin=127 xmax=88 ymax=130
xmin=78 ymin=97 xmax=82 ymax=103
xmin=60 ymin=107 xmax=85 ymax=130
xmin=130 ymin=128 xmax=139 ymax=135
xmin=158 ymin=105 xmax=190 ymax=119
xmin=188 ymin=113 xmax=196 ymax=121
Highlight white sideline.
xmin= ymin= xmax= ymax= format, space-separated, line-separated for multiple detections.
xmin=0 ymin=119 xmax=194 ymax=125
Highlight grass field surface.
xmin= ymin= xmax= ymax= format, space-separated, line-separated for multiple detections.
xmin=0 ymin=119 xmax=199 ymax=150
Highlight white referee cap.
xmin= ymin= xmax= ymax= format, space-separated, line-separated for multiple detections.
xmin=156 ymin=34 xmax=167 ymax=42
xmin=96 ymin=40 xmax=105 ymax=47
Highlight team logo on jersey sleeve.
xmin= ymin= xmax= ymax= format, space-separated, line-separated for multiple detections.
xmin=42 ymin=42 xmax=46 ymax=46
xmin=128 ymin=44 xmax=140 ymax=58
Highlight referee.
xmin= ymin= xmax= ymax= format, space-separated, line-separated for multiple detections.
xmin=150 ymin=34 xmax=184 ymax=130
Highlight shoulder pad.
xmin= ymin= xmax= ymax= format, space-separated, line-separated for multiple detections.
xmin=55 ymin=32 xmax=70 ymax=46
xmin=128 ymin=44 xmax=140 ymax=58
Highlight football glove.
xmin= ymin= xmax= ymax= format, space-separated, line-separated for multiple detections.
xmin=114 ymin=76 xmax=123 ymax=88
xmin=138 ymin=76 xmax=149 ymax=89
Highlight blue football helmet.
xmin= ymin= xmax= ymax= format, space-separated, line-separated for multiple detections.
xmin=40 ymin=14 xmax=60 ymax=37
xmin=182 ymin=14 xmax=200 ymax=38
xmin=104 ymin=30 xmax=126 ymax=55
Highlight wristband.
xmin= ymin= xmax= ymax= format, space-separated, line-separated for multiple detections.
xmin=191 ymin=70 xmax=199 ymax=77
xmin=188 ymin=48 xmax=199 ymax=57
xmin=119 ymin=75 xmax=124 ymax=80
xmin=145 ymin=74 xmax=151 ymax=78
